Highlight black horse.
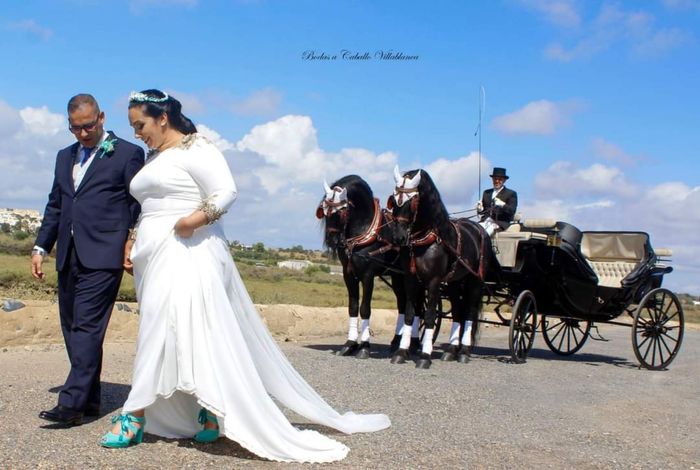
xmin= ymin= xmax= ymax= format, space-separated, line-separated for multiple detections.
xmin=316 ymin=175 xmax=412 ymax=358
xmin=386 ymin=166 xmax=500 ymax=369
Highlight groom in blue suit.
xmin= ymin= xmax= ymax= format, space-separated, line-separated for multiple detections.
xmin=32 ymin=94 xmax=144 ymax=426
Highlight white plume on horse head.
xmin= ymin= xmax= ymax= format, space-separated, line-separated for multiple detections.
xmin=393 ymin=165 xmax=403 ymax=185
xmin=321 ymin=180 xmax=349 ymax=215
xmin=392 ymin=167 xmax=421 ymax=207
xmin=323 ymin=180 xmax=333 ymax=199
xmin=406 ymin=170 xmax=421 ymax=190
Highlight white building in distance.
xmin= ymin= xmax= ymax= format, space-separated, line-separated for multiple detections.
xmin=277 ymin=260 xmax=313 ymax=270
xmin=0 ymin=208 xmax=42 ymax=232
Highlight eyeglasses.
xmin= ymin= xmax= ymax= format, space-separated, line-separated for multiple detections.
xmin=69 ymin=118 xmax=100 ymax=133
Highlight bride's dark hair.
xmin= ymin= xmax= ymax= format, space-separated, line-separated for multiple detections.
xmin=128 ymin=89 xmax=197 ymax=135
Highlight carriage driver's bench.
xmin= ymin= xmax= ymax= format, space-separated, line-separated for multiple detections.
xmin=491 ymin=218 xmax=552 ymax=268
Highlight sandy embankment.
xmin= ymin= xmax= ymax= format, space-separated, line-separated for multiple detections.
xmin=0 ymin=300 xmax=399 ymax=347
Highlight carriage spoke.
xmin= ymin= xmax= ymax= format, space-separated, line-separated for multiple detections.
xmin=657 ymin=334 xmax=673 ymax=358
xmin=660 ymin=311 xmax=679 ymax=326
xmin=638 ymin=334 xmax=652 ymax=353
xmin=633 ymin=288 xmax=684 ymax=370
xmin=548 ymin=322 xmax=567 ymax=343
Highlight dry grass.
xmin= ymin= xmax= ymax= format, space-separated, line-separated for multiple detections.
xmin=0 ymin=254 xmax=398 ymax=308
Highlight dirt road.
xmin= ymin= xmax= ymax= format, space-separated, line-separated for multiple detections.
xmin=1 ymin=323 xmax=698 ymax=469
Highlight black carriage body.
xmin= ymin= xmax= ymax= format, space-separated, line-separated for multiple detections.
xmin=499 ymin=223 xmax=667 ymax=321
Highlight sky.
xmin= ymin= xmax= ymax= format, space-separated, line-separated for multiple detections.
xmin=0 ymin=0 xmax=698 ymax=294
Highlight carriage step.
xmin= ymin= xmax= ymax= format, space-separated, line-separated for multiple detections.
xmin=588 ymin=325 xmax=609 ymax=342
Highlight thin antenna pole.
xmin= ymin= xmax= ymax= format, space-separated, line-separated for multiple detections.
xmin=474 ymin=85 xmax=485 ymax=198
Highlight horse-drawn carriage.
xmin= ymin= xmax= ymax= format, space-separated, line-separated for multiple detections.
xmin=474 ymin=219 xmax=684 ymax=370
xmin=317 ymin=169 xmax=685 ymax=371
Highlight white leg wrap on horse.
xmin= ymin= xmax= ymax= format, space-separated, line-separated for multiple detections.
xmin=422 ymin=328 xmax=434 ymax=355
xmin=360 ymin=319 xmax=371 ymax=342
xmin=449 ymin=322 xmax=461 ymax=346
xmin=399 ymin=324 xmax=413 ymax=349
xmin=411 ymin=316 xmax=420 ymax=338
xmin=348 ymin=317 xmax=358 ymax=341
xmin=395 ymin=314 xmax=405 ymax=335
xmin=461 ymin=320 xmax=473 ymax=346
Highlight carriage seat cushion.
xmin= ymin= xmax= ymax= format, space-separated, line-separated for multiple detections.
xmin=580 ymin=233 xmax=650 ymax=288
xmin=586 ymin=261 xmax=638 ymax=288
xmin=521 ymin=218 xmax=557 ymax=229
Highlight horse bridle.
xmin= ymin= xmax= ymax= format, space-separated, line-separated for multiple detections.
xmin=387 ymin=186 xmax=421 ymax=244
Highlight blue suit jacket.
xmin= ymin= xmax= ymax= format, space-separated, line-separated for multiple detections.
xmin=35 ymin=132 xmax=145 ymax=271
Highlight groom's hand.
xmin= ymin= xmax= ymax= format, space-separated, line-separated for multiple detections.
xmin=123 ymin=240 xmax=134 ymax=275
xmin=31 ymin=254 xmax=45 ymax=280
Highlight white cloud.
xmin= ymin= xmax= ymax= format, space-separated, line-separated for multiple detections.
xmin=663 ymin=0 xmax=700 ymax=10
xmin=536 ymin=3 xmax=692 ymax=61
xmin=233 ymin=114 xmax=398 ymax=195
xmin=492 ymin=99 xmax=583 ymax=135
xmin=231 ymin=88 xmax=283 ymax=117
xmin=525 ymin=162 xmax=700 ymax=294
xmin=424 ymin=152 xmax=491 ymax=207
xmin=0 ymin=101 xmax=72 ymax=205
xmin=517 ymin=0 xmax=581 ymax=28
xmin=197 ymin=123 xmax=235 ymax=152
xmin=534 ymin=161 xmax=636 ymax=198
xmin=0 ymin=100 xmax=22 ymax=136
xmin=5 ymin=20 xmax=53 ymax=41
xmin=18 ymin=106 xmax=65 ymax=137
xmin=591 ymin=137 xmax=639 ymax=166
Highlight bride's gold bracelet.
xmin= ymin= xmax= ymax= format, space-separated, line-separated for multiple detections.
xmin=128 ymin=228 xmax=137 ymax=241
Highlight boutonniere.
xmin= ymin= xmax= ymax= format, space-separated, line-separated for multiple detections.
xmin=97 ymin=135 xmax=118 ymax=159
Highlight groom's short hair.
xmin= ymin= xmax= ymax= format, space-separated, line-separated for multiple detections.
xmin=67 ymin=94 xmax=100 ymax=114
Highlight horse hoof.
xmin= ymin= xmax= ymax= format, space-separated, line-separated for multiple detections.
xmin=336 ymin=340 xmax=359 ymax=357
xmin=457 ymin=346 xmax=472 ymax=363
xmin=441 ymin=346 xmax=458 ymax=361
xmin=388 ymin=335 xmax=401 ymax=354
xmin=441 ymin=351 xmax=456 ymax=362
xmin=355 ymin=342 xmax=370 ymax=359
xmin=390 ymin=349 xmax=408 ymax=364
xmin=416 ymin=354 xmax=432 ymax=369
xmin=457 ymin=354 xmax=471 ymax=363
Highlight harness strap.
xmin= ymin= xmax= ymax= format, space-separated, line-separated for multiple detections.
xmin=345 ymin=198 xmax=382 ymax=254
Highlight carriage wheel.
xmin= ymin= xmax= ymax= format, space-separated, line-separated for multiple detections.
xmin=508 ymin=291 xmax=537 ymax=364
xmin=541 ymin=316 xmax=591 ymax=356
xmin=419 ymin=298 xmax=443 ymax=344
xmin=632 ymin=288 xmax=684 ymax=370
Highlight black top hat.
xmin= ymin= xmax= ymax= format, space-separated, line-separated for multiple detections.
xmin=490 ymin=167 xmax=509 ymax=179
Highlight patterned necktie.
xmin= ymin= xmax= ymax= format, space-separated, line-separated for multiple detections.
xmin=80 ymin=147 xmax=92 ymax=167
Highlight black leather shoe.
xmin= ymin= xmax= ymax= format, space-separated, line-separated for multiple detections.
xmin=84 ymin=404 xmax=100 ymax=417
xmin=38 ymin=405 xmax=83 ymax=426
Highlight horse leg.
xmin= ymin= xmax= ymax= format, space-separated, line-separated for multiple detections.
xmin=458 ymin=279 xmax=482 ymax=363
xmin=409 ymin=288 xmax=424 ymax=354
xmin=391 ymin=276 xmax=418 ymax=364
xmin=337 ymin=271 xmax=360 ymax=356
xmin=441 ymin=284 xmax=464 ymax=362
xmin=389 ymin=273 xmax=406 ymax=354
xmin=416 ymin=280 xmax=441 ymax=369
xmin=355 ymin=275 xmax=374 ymax=359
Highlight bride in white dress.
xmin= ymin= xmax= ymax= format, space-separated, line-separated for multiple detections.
xmin=100 ymin=89 xmax=390 ymax=462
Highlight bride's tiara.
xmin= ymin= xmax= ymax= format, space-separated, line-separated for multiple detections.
xmin=129 ymin=91 xmax=169 ymax=103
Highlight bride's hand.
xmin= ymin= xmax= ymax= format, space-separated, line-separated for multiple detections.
xmin=174 ymin=217 xmax=196 ymax=238
xmin=123 ymin=239 xmax=135 ymax=275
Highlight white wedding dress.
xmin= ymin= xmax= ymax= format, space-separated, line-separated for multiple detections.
xmin=123 ymin=134 xmax=390 ymax=463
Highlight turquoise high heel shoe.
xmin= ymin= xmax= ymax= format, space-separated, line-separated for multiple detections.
xmin=100 ymin=413 xmax=146 ymax=448
xmin=194 ymin=408 xmax=220 ymax=443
